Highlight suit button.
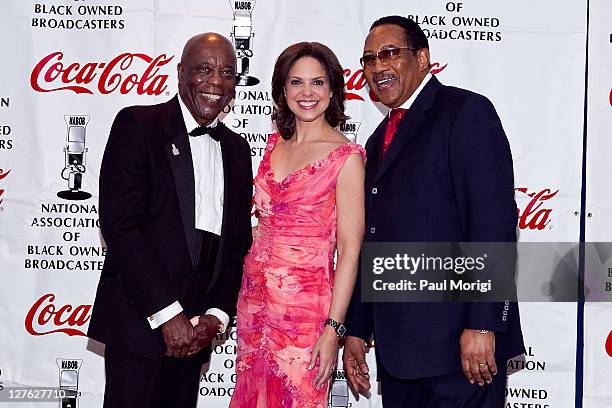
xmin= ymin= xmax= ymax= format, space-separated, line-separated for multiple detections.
xmin=372 ymin=187 xmax=378 ymax=195
xmin=370 ymin=227 xmax=376 ymax=234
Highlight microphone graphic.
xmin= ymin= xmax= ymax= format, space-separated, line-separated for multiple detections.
xmin=339 ymin=122 xmax=362 ymax=143
xmin=329 ymin=369 xmax=349 ymax=407
xmin=56 ymin=359 xmax=83 ymax=408
xmin=57 ymin=115 xmax=92 ymax=200
xmin=229 ymin=0 xmax=260 ymax=86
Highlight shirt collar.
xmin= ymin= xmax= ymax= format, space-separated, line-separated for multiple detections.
xmin=393 ymin=72 xmax=433 ymax=113
xmin=177 ymin=94 xmax=219 ymax=133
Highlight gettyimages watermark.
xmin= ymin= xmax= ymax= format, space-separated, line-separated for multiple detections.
xmin=361 ymin=242 xmax=612 ymax=302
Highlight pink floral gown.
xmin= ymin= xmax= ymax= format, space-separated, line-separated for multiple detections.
xmin=230 ymin=133 xmax=365 ymax=408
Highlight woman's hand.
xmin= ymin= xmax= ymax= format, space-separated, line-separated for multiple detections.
xmin=309 ymin=325 xmax=340 ymax=390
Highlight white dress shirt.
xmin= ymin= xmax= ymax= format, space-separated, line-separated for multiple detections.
xmin=146 ymin=95 xmax=229 ymax=331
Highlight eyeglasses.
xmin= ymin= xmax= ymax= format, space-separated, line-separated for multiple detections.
xmin=360 ymin=47 xmax=415 ymax=68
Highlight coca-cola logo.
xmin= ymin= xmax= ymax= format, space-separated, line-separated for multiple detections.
xmin=515 ymin=187 xmax=558 ymax=231
xmin=25 ymin=293 xmax=92 ymax=337
xmin=430 ymin=62 xmax=448 ymax=75
xmin=606 ymin=330 xmax=612 ymax=358
xmin=344 ymin=68 xmax=367 ymax=101
xmin=0 ymin=168 xmax=10 ymax=206
xmin=343 ymin=62 xmax=447 ymax=102
xmin=30 ymin=52 xmax=174 ymax=95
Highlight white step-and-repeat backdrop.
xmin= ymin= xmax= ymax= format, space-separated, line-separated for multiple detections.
xmin=584 ymin=1 xmax=612 ymax=407
xmin=0 ymin=0 xmax=609 ymax=407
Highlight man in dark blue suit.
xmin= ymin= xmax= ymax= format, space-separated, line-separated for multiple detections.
xmin=343 ymin=16 xmax=525 ymax=407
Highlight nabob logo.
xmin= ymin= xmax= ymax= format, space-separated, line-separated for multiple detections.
xmin=58 ymin=115 xmax=92 ymax=200
xmin=339 ymin=122 xmax=361 ymax=143
xmin=329 ymin=369 xmax=349 ymax=407
xmin=229 ymin=0 xmax=259 ymax=86
xmin=68 ymin=116 xmax=86 ymax=126
xmin=233 ymin=1 xmax=252 ymax=10
xmin=57 ymin=358 xmax=83 ymax=408
xmin=62 ymin=360 xmax=78 ymax=370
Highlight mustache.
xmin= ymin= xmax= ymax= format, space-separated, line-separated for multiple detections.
xmin=372 ymin=74 xmax=397 ymax=82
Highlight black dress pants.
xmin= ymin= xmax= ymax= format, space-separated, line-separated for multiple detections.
xmin=379 ymin=359 xmax=508 ymax=408
xmin=103 ymin=345 xmax=206 ymax=408
xmin=102 ymin=230 xmax=219 ymax=408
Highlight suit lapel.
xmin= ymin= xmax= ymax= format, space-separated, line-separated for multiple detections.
xmin=163 ymin=96 xmax=198 ymax=269
xmin=365 ymin=119 xmax=386 ymax=188
xmin=373 ymin=76 xmax=442 ymax=184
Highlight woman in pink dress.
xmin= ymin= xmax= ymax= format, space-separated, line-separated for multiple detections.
xmin=230 ymin=42 xmax=365 ymax=407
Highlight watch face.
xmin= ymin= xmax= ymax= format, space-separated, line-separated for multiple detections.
xmin=337 ymin=325 xmax=346 ymax=337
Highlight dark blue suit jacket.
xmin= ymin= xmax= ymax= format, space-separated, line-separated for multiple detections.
xmin=346 ymin=76 xmax=525 ymax=379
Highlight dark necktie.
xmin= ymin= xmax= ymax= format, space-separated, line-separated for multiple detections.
xmin=189 ymin=124 xmax=221 ymax=141
xmin=382 ymin=108 xmax=407 ymax=158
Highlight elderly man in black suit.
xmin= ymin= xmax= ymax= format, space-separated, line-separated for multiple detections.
xmin=88 ymin=33 xmax=252 ymax=408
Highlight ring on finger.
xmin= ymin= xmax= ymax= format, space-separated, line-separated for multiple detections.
xmin=478 ymin=362 xmax=487 ymax=368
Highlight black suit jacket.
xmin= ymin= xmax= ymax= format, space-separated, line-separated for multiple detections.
xmin=88 ymin=96 xmax=252 ymax=360
xmin=346 ymin=76 xmax=525 ymax=379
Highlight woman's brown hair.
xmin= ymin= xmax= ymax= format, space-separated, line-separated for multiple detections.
xmin=271 ymin=42 xmax=349 ymax=140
